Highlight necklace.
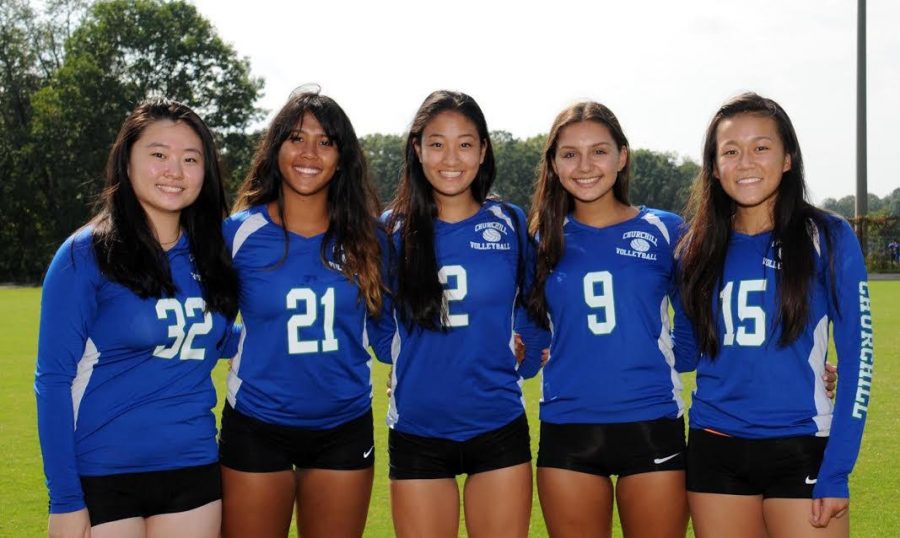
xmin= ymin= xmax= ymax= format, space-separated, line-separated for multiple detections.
xmin=159 ymin=231 xmax=182 ymax=246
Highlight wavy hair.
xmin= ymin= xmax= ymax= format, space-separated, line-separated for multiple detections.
xmin=526 ymin=101 xmax=631 ymax=327
xmin=233 ymin=89 xmax=383 ymax=314
xmin=91 ymin=97 xmax=238 ymax=318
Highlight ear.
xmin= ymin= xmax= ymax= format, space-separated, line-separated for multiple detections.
xmin=782 ymin=153 xmax=792 ymax=173
xmin=617 ymin=146 xmax=628 ymax=172
xmin=479 ymin=140 xmax=487 ymax=165
xmin=413 ymin=140 xmax=422 ymax=162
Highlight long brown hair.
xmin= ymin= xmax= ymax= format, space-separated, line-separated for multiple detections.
xmin=526 ymin=101 xmax=631 ymax=327
xmin=234 ymin=90 xmax=383 ymax=314
xmin=677 ymin=92 xmax=836 ymax=357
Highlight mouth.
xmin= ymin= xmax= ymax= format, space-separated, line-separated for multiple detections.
xmin=156 ymin=184 xmax=185 ymax=194
xmin=439 ymin=170 xmax=463 ymax=179
xmin=293 ymin=166 xmax=322 ymax=176
xmin=737 ymin=177 xmax=762 ymax=185
xmin=573 ymin=176 xmax=601 ymax=186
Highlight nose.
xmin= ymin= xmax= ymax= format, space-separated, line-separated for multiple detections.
xmin=444 ymin=145 xmax=460 ymax=164
xmin=576 ymin=153 xmax=591 ymax=173
xmin=738 ymin=149 xmax=753 ymax=169
xmin=166 ymin=158 xmax=184 ymax=179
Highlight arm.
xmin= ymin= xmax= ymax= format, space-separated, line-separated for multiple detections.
xmin=34 ymin=236 xmax=97 ymax=515
xmin=514 ymin=306 xmax=550 ymax=379
xmin=811 ymin=220 xmax=871 ymax=516
xmin=670 ymin=269 xmax=700 ymax=373
xmin=218 ymin=322 xmax=244 ymax=360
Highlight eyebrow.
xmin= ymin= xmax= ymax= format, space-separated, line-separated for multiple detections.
xmin=558 ymin=141 xmax=614 ymax=150
xmin=145 ymin=142 xmax=202 ymax=154
xmin=425 ymin=132 xmax=477 ymax=139
xmin=719 ymin=135 xmax=776 ymax=145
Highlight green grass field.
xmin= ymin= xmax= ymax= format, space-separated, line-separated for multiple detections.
xmin=1 ymin=283 xmax=897 ymax=537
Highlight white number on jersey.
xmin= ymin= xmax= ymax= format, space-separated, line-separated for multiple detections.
xmin=286 ymin=287 xmax=339 ymax=354
xmin=153 ymin=297 xmax=213 ymax=360
xmin=438 ymin=265 xmax=469 ymax=327
xmin=719 ymin=279 xmax=767 ymax=346
xmin=583 ymin=271 xmax=616 ymax=335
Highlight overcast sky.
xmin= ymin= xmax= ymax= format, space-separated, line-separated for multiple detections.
xmin=191 ymin=0 xmax=898 ymax=203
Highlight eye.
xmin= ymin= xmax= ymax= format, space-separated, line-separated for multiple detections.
xmin=559 ymin=151 xmax=575 ymax=159
xmin=185 ymin=156 xmax=200 ymax=164
xmin=461 ymin=142 xmax=473 ymax=149
xmin=720 ymin=149 xmax=737 ymax=157
xmin=289 ymin=135 xmax=303 ymax=143
xmin=755 ymin=145 xmax=769 ymax=152
xmin=320 ymin=138 xmax=334 ymax=147
xmin=428 ymin=142 xmax=443 ymax=148
xmin=594 ymin=149 xmax=607 ymax=156
xmin=151 ymin=152 xmax=166 ymax=159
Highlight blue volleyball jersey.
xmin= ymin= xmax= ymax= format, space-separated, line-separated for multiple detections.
xmin=383 ymin=201 xmax=548 ymax=441
xmin=540 ymin=207 xmax=690 ymax=424
xmin=35 ymin=229 xmax=233 ymax=514
xmin=224 ymin=205 xmax=379 ymax=429
xmin=680 ymin=215 xmax=872 ymax=498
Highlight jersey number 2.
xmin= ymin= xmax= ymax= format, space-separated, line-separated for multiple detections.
xmin=153 ymin=298 xmax=213 ymax=360
xmin=438 ymin=265 xmax=468 ymax=327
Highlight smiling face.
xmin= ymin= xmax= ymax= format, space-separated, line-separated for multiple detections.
xmin=277 ymin=111 xmax=339 ymax=202
xmin=414 ymin=110 xmax=486 ymax=205
xmin=714 ymin=113 xmax=791 ymax=222
xmin=553 ymin=120 xmax=627 ymax=211
xmin=127 ymin=119 xmax=205 ymax=225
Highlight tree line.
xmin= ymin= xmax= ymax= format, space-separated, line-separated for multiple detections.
xmin=2 ymin=1 xmax=894 ymax=283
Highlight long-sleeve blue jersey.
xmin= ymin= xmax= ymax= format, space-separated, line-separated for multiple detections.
xmin=679 ymin=215 xmax=872 ymax=499
xmin=381 ymin=201 xmax=548 ymax=441
xmin=224 ymin=205 xmax=381 ymax=429
xmin=35 ymin=230 xmax=232 ymax=514
xmin=541 ymin=208 xmax=691 ymax=424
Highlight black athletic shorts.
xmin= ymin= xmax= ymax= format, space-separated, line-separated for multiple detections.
xmin=218 ymin=403 xmax=375 ymax=472
xmin=80 ymin=463 xmax=220 ymax=526
xmin=537 ymin=417 xmax=686 ymax=477
xmin=686 ymin=428 xmax=828 ymax=498
xmin=389 ymin=413 xmax=531 ymax=480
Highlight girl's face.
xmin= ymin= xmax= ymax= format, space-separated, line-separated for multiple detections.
xmin=128 ymin=119 xmax=205 ymax=223
xmin=714 ymin=113 xmax=791 ymax=215
xmin=277 ymin=112 xmax=339 ymax=201
xmin=552 ymin=120 xmax=627 ymax=208
xmin=414 ymin=111 xmax=486 ymax=203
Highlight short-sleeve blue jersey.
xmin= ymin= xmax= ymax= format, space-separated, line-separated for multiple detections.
xmin=540 ymin=207 xmax=690 ymax=424
xmin=223 ymin=205 xmax=378 ymax=429
xmin=35 ymin=229 xmax=232 ymax=514
xmin=383 ymin=201 xmax=548 ymax=441
xmin=679 ymin=215 xmax=872 ymax=499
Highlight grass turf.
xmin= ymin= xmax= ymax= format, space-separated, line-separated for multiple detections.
xmin=1 ymin=282 xmax=897 ymax=536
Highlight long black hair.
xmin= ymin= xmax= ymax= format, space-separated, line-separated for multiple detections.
xmin=677 ymin=92 xmax=836 ymax=357
xmin=91 ymin=97 xmax=238 ymax=318
xmin=387 ymin=90 xmax=497 ymax=330
xmin=234 ymin=89 xmax=383 ymax=314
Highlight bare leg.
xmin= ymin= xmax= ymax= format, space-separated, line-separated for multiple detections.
xmin=464 ymin=463 xmax=532 ymax=538
xmin=146 ymin=500 xmax=221 ymax=538
xmin=616 ymin=471 xmax=687 ymax=538
xmin=295 ymin=468 xmax=374 ymax=538
xmin=537 ymin=467 xmax=613 ymax=538
xmin=763 ymin=498 xmax=849 ymax=538
xmin=688 ymin=492 xmax=766 ymax=538
xmin=390 ymin=478 xmax=460 ymax=538
xmin=221 ymin=465 xmax=295 ymax=538
xmin=91 ymin=517 xmax=145 ymax=538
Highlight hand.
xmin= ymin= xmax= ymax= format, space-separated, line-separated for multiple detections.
xmin=386 ymin=366 xmax=393 ymax=398
xmin=514 ymin=334 xmax=525 ymax=364
xmin=48 ymin=509 xmax=91 ymax=538
xmin=541 ymin=348 xmax=549 ymax=367
xmin=809 ymin=497 xmax=849 ymax=528
xmin=823 ymin=361 xmax=837 ymax=398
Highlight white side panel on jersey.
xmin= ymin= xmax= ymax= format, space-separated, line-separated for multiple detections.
xmin=657 ymin=296 xmax=685 ymax=417
xmin=231 ymin=213 xmax=268 ymax=258
xmin=386 ymin=311 xmax=401 ymax=429
xmin=225 ymin=325 xmax=248 ymax=408
xmin=808 ymin=220 xmax=821 ymax=257
xmin=71 ymin=338 xmax=101 ymax=429
xmin=486 ymin=204 xmax=515 ymax=231
xmin=642 ymin=212 xmax=671 ymax=245
xmin=539 ymin=317 xmax=555 ymax=404
xmin=808 ymin=315 xmax=833 ymax=436
xmin=362 ymin=312 xmax=373 ymax=397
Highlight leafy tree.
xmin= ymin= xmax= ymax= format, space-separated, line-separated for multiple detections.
xmin=6 ymin=0 xmax=263 ymax=282
xmin=629 ymin=149 xmax=696 ymax=214
xmin=492 ymin=131 xmax=543 ymax=211
xmin=360 ymin=133 xmax=405 ymax=205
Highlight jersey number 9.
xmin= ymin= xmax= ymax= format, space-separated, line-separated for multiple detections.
xmin=583 ymin=271 xmax=616 ymax=335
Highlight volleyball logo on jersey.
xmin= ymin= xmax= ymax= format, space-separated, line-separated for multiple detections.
xmin=616 ymin=230 xmax=658 ymax=261
xmin=470 ymin=221 xmax=511 ymax=251
xmin=762 ymin=241 xmax=782 ymax=270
